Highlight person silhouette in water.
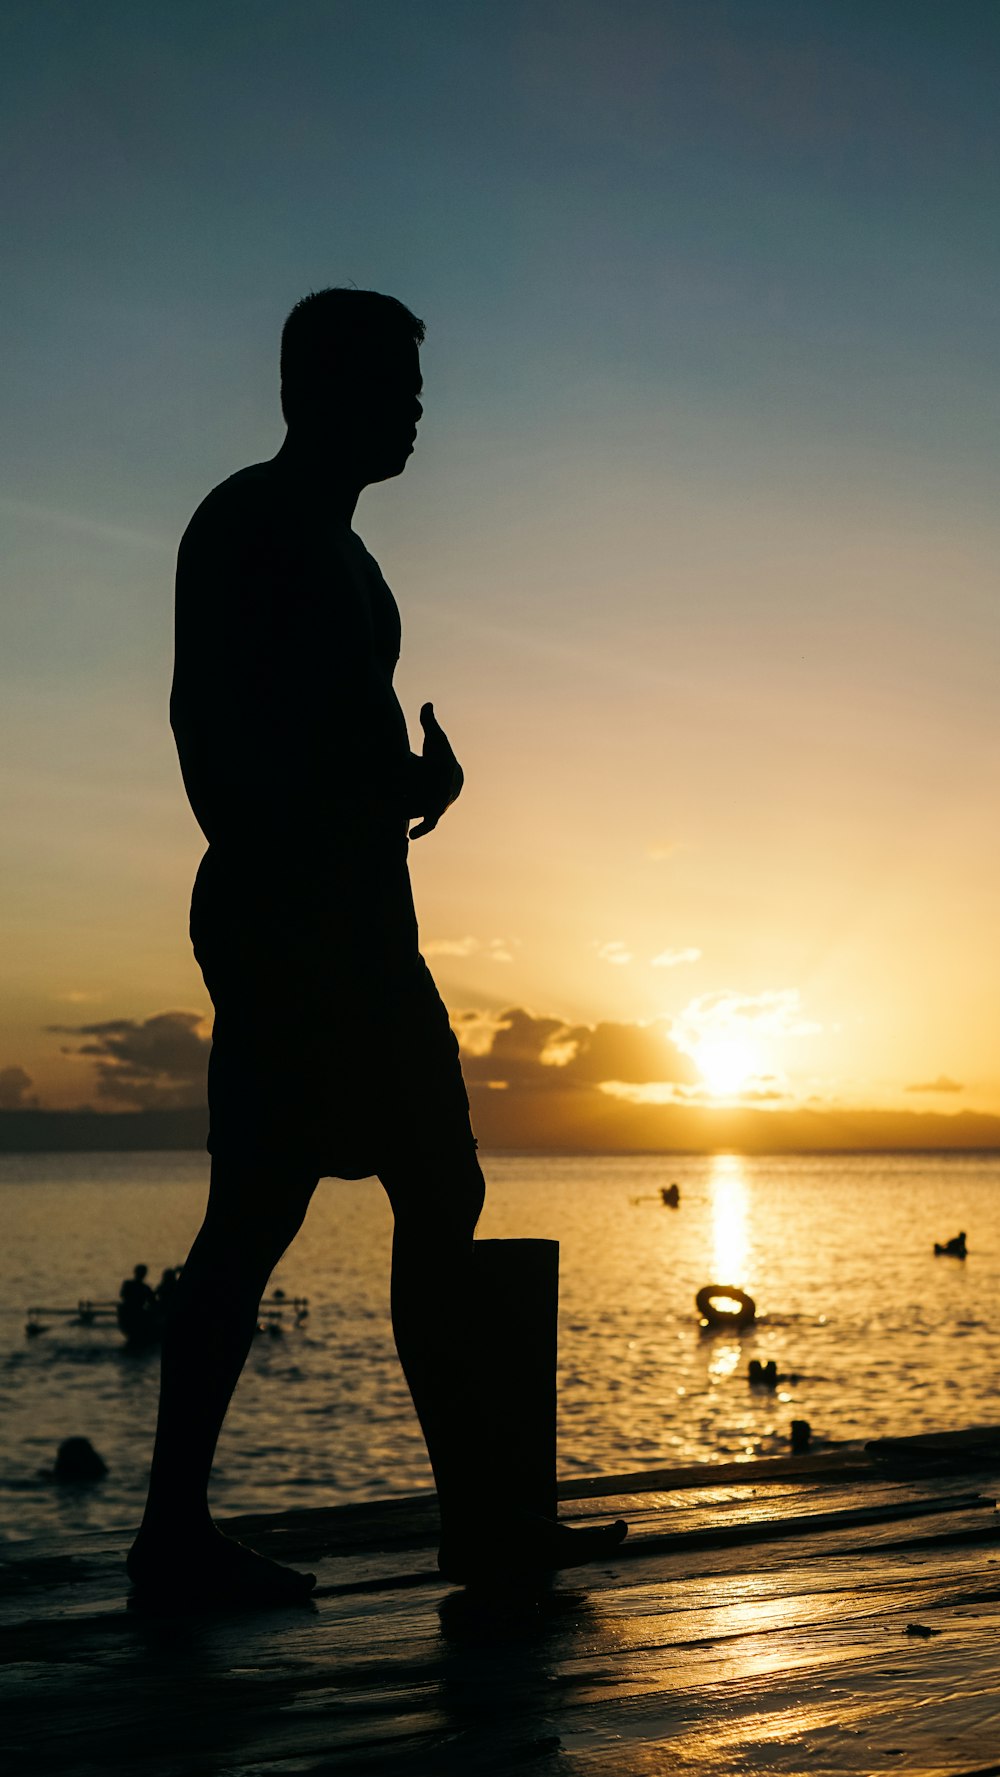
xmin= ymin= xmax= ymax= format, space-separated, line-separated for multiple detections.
xmin=127 ymin=288 xmax=626 ymax=1603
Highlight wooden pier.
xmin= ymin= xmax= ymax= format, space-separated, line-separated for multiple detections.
xmin=2 ymin=1428 xmax=999 ymax=1776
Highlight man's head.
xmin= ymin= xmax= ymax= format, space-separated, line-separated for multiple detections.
xmin=280 ymin=288 xmax=425 ymax=483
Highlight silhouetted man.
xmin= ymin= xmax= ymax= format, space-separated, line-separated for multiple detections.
xmin=118 ymin=1262 xmax=156 ymax=1342
xmin=120 ymin=1263 xmax=155 ymax=1313
xmin=128 ymin=289 xmax=625 ymax=1604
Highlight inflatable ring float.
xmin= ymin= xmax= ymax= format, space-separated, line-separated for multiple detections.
xmin=696 ymin=1284 xmax=756 ymax=1328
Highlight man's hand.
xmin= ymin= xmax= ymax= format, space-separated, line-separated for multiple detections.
xmin=409 ymin=702 xmax=464 ymax=839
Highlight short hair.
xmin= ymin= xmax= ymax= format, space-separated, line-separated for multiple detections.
xmin=280 ymin=287 xmax=425 ymax=423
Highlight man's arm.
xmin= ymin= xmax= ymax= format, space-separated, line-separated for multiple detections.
xmin=172 ymin=481 xmax=463 ymax=850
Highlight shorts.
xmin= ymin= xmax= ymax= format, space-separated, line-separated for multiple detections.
xmin=198 ymin=938 xmax=476 ymax=1181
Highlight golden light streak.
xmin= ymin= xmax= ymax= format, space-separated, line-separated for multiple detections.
xmin=711 ymin=1153 xmax=749 ymax=1288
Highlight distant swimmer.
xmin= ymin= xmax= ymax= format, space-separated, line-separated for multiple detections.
xmin=127 ymin=288 xmax=625 ymax=1607
xmin=119 ymin=1263 xmax=155 ymax=1311
xmin=155 ymin=1268 xmax=180 ymax=1316
xmin=117 ymin=1264 xmax=157 ymax=1344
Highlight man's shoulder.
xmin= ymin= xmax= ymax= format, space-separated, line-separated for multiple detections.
xmin=179 ymin=462 xmax=278 ymax=556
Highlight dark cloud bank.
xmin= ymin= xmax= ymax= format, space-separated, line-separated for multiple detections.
xmin=0 ymin=1065 xmax=39 ymax=1111
xmin=454 ymin=1007 xmax=697 ymax=1090
xmin=0 ymin=1006 xmax=995 ymax=1153
xmin=457 ymin=1009 xmax=998 ymax=1154
xmin=49 ymin=1012 xmax=210 ymax=1110
xmin=0 ymin=1014 xmax=213 ymax=1150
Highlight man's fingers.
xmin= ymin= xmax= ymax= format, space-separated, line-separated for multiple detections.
xmin=413 ymin=701 xmax=459 ymax=836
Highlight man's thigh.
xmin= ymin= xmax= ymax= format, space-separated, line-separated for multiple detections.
xmin=202 ymin=1155 xmax=321 ymax=1242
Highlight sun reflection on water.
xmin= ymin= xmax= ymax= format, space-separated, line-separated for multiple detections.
xmin=711 ymin=1153 xmax=750 ymax=1288
xmin=708 ymin=1336 xmax=743 ymax=1383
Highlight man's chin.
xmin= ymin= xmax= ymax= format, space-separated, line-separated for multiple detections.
xmin=367 ymin=451 xmax=413 ymax=485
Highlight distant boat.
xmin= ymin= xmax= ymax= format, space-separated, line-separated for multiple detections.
xmin=26 ymin=1292 xmax=309 ymax=1345
xmin=631 ymin=1183 xmax=682 ymax=1207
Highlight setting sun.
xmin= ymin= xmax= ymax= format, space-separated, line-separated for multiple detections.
xmin=693 ymin=1034 xmax=765 ymax=1099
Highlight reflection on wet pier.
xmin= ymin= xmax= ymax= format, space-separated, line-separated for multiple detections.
xmin=3 ymin=1427 xmax=999 ymax=1774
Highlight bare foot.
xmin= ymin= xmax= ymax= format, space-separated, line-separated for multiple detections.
xmin=127 ymin=1522 xmax=316 ymax=1609
xmin=437 ymin=1513 xmax=628 ymax=1586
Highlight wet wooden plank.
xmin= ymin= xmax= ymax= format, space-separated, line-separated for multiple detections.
xmin=2 ymin=1478 xmax=992 ymax=1628
xmin=2 ymin=1436 xmax=999 ymax=1776
xmin=4 ymin=1541 xmax=999 ymax=1777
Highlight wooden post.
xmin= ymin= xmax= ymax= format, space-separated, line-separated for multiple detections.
xmin=470 ymin=1238 xmax=559 ymax=1521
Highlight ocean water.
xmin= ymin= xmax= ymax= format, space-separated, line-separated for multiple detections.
xmin=1 ymin=1149 xmax=998 ymax=1543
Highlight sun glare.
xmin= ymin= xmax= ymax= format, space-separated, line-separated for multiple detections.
xmin=694 ymin=1034 xmax=763 ymax=1098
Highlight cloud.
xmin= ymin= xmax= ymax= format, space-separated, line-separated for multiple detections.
xmin=0 ymin=494 xmax=170 ymax=554
xmin=906 ymin=1076 xmax=963 ymax=1095
xmin=651 ymin=947 xmax=701 ymax=968
xmin=598 ymin=1080 xmax=690 ymax=1107
xmin=596 ymin=940 xmax=632 ymax=965
xmin=0 ymin=1066 xmax=40 ymax=1110
xmin=50 ymin=1012 xmax=210 ymax=1110
xmin=673 ymin=989 xmax=821 ymax=1048
xmin=454 ymin=1007 xmax=696 ymax=1093
xmin=423 ymin=936 xmax=517 ymax=963
xmin=556 ymin=1019 xmax=696 ymax=1085
xmin=485 ymin=939 xmax=517 ymax=964
xmin=449 ymin=1009 xmax=511 ymax=1057
xmin=677 ymin=1074 xmax=791 ymax=1105
xmin=455 ymin=1008 xmax=567 ymax=1088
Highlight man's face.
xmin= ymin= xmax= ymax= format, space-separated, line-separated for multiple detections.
xmin=344 ymin=338 xmax=423 ymax=485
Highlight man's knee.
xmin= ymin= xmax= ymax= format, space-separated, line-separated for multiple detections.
xmin=383 ymin=1146 xmax=485 ymax=1240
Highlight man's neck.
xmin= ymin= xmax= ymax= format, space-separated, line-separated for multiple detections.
xmin=274 ymin=433 xmax=363 ymax=525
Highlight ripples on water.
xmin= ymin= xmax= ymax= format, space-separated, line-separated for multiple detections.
xmin=2 ymin=1149 xmax=998 ymax=1540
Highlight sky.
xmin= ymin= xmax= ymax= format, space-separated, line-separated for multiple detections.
xmin=2 ymin=0 xmax=998 ymax=1146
